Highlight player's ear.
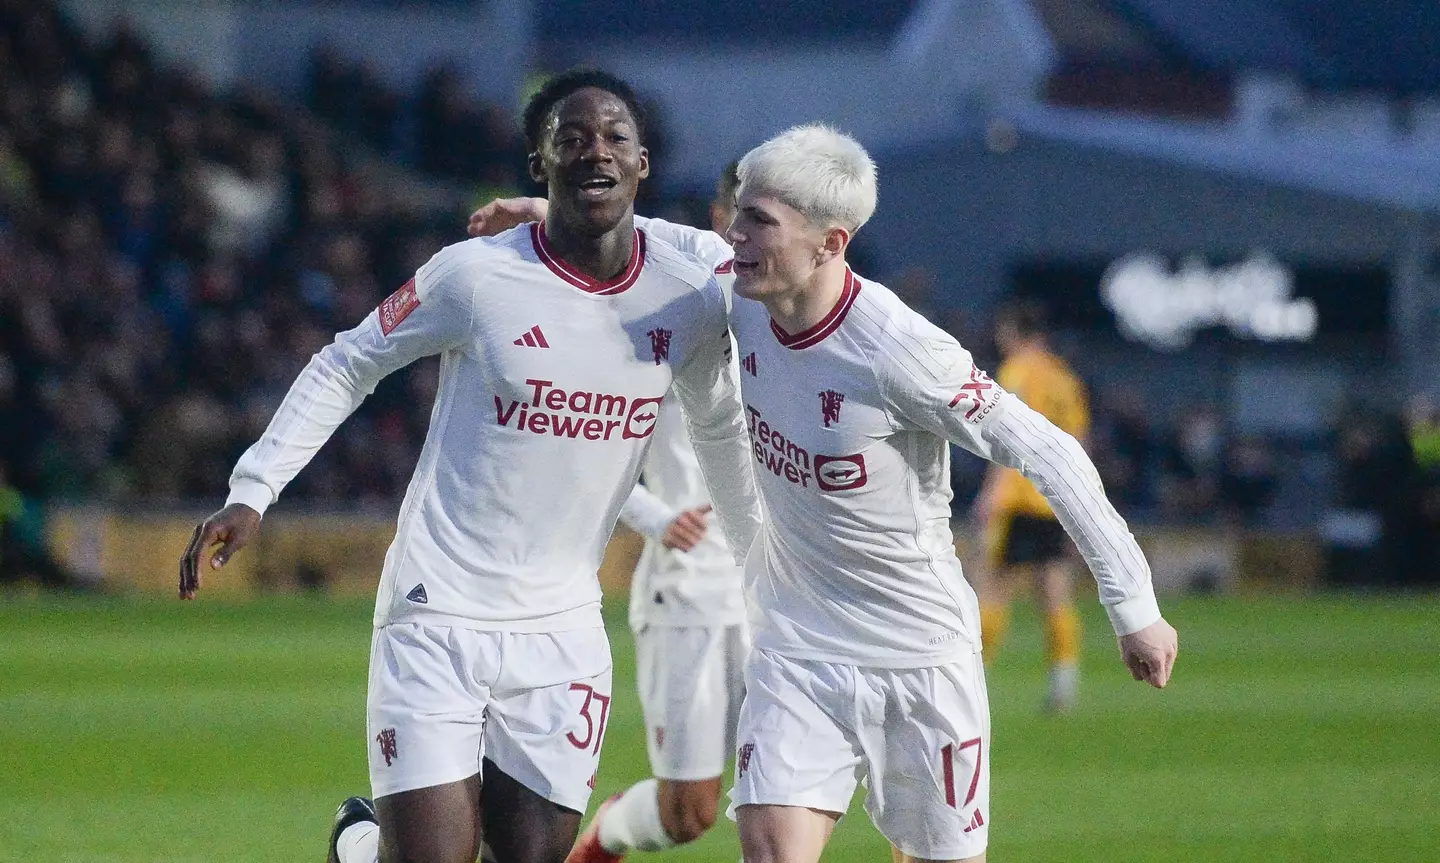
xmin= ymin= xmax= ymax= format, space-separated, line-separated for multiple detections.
xmin=820 ymin=225 xmax=850 ymax=263
xmin=637 ymin=146 xmax=651 ymax=181
xmin=526 ymin=150 xmax=546 ymax=185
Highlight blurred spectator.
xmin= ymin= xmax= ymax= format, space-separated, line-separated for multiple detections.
xmin=890 ymin=266 xmax=940 ymax=322
xmin=1323 ymin=408 xmax=1423 ymax=589
xmin=1404 ymin=393 xmax=1440 ymax=585
xmin=1 ymin=459 xmax=83 ymax=590
xmin=1218 ymin=435 xmax=1278 ymax=523
xmin=1157 ymin=405 xmax=1224 ymax=520
xmin=307 ymin=44 xmax=401 ymax=155
xmin=1090 ymin=385 xmax=1156 ymax=515
xmin=415 ymin=63 xmax=520 ymax=184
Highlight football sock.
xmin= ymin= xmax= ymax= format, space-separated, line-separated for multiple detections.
xmin=1045 ymin=605 xmax=1081 ymax=666
xmin=1047 ymin=661 xmax=1080 ymax=711
xmin=337 ymin=821 xmax=379 ymax=863
xmin=980 ymin=604 xmax=1010 ymax=658
xmin=598 ymin=778 xmax=676 ymax=853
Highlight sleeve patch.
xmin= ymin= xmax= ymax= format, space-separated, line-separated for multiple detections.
xmin=948 ymin=367 xmax=1001 ymax=423
xmin=715 ymin=259 xmax=735 ymax=274
xmin=378 ymin=279 xmax=420 ymax=335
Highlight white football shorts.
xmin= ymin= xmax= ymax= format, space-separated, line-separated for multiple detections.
xmin=366 ymin=623 xmax=613 ymax=813
xmin=634 ymin=623 xmax=749 ymax=781
xmin=730 ymin=648 xmax=991 ymax=860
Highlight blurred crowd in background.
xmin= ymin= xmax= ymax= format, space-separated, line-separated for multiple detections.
xmin=2 ymin=0 xmax=1437 ymax=587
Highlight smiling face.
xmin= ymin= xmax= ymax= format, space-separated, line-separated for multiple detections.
xmin=726 ymin=188 xmax=836 ymax=301
xmin=529 ymin=87 xmax=649 ymax=237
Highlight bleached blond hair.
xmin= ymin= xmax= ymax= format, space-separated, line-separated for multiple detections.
xmin=737 ymin=124 xmax=877 ymax=234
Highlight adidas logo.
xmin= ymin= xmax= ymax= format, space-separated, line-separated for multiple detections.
xmin=741 ymin=352 xmax=757 ymax=377
xmin=963 ymin=809 xmax=985 ymax=833
xmin=513 ymin=325 xmax=550 ymax=348
xmin=405 ymin=584 xmax=428 ymax=604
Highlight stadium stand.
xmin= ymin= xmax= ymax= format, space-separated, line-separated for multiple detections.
xmin=0 ymin=0 xmax=471 ymax=507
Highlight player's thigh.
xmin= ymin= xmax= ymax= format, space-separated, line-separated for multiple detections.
xmin=479 ymin=756 xmax=584 ymax=863
xmin=731 ymin=650 xmax=863 ymax=817
xmin=367 ymin=624 xmax=493 ymax=801
xmin=1034 ymin=558 xmax=1076 ymax=612
xmin=863 ymin=653 xmax=992 ymax=862
xmin=483 ymin=628 xmax=614 ymax=815
xmin=375 ymin=773 xmax=483 ymax=863
xmin=635 ymin=623 xmax=743 ymax=782
xmin=981 ymin=513 xmax=1012 ymax=574
xmin=736 ymin=803 xmax=838 ymax=863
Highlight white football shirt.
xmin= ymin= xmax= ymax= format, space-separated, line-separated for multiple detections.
xmin=225 ymin=222 xmax=761 ymax=632
xmin=637 ymin=218 xmax=1160 ymax=668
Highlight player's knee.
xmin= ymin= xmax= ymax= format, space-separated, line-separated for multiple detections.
xmin=660 ymin=790 xmax=718 ymax=844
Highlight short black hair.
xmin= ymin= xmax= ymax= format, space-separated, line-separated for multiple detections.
xmin=523 ymin=67 xmax=647 ymax=152
xmin=996 ymin=297 xmax=1048 ymax=338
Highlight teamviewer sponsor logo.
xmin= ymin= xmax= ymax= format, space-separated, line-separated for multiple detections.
xmin=746 ymin=406 xmax=814 ymax=488
xmin=494 ymin=378 xmax=661 ymax=441
xmin=815 ymin=453 xmax=867 ymax=491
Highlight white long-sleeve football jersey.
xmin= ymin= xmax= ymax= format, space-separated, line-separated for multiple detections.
xmin=225 ymin=222 xmax=761 ymax=631
xmin=637 ymin=218 xmax=1159 ymax=668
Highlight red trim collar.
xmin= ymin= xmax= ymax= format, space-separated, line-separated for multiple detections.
xmin=770 ymin=269 xmax=861 ymax=350
xmin=531 ymin=221 xmax=646 ymax=295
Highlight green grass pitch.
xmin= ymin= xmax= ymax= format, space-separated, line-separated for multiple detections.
xmin=2 ymin=593 xmax=1437 ymax=862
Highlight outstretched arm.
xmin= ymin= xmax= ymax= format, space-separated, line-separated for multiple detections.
xmin=878 ymin=331 xmax=1177 ymax=687
xmin=977 ymin=398 xmax=1177 ymax=687
xmin=180 ymin=256 xmax=477 ymax=597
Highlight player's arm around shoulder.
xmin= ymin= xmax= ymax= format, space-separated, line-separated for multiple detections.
xmin=465 ymin=198 xmax=735 ymax=272
xmin=667 ymin=271 xmax=760 ymax=564
xmin=468 ymin=196 xmax=547 ymax=236
xmin=668 ymin=268 xmax=742 ymax=434
xmin=634 ymin=215 xmax=733 ymax=270
xmin=873 ymin=320 xmax=1178 ymax=689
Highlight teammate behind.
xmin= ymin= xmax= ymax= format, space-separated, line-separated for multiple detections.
xmin=179 ymin=69 xmax=760 ymax=863
xmin=970 ymin=299 xmax=1091 ymax=711
xmin=564 ymin=165 xmax=751 ymax=863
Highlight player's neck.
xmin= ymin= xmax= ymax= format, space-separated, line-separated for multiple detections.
xmin=543 ymin=214 xmax=637 ymax=282
xmin=766 ymin=260 xmax=849 ymax=334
